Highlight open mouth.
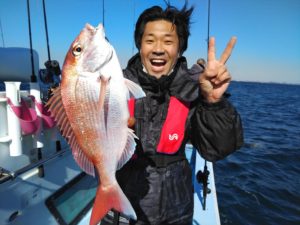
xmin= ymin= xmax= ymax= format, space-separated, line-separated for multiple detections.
xmin=150 ymin=59 xmax=167 ymax=67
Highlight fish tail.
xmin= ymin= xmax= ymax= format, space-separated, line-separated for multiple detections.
xmin=89 ymin=183 xmax=137 ymax=225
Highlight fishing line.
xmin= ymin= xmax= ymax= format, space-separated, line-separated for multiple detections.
xmin=197 ymin=0 xmax=211 ymax=66
xmin=131 ymin=0 xmax=136 ymax=56
xmin=163 ymin=0 xmax=171 ymax=6
xmin=0 ymin=16 xmax=5 ymax=47
xmin=102 ymin=0 xmax=105 ymax=27
xmin=207 ymin=0 xmax=211 ymax=50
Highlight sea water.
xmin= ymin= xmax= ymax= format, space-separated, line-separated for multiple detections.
xmin=214 ymin=81 xmax=300 ymax=225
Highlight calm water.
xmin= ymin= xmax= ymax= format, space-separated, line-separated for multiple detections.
xmin=214 ymin=81 xmax=300 ymax=225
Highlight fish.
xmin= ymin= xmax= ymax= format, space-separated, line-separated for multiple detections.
xmin=46 ymin=23 xmax=145 ymax=225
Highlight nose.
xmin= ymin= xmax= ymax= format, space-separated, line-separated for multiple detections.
xmin=153 ymin=41 xmax=164 ymax=56
xmin=153 ymin=51 xmax=164 ymax=56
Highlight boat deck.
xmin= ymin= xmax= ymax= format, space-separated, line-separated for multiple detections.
xmin=0 ymin=144 xmax=220 ymax=225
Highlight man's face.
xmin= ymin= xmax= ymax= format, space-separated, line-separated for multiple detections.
xmin=140 ymin=20 xmax=180 ymax=78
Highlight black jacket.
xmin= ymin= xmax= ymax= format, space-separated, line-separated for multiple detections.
xmin=123 ymin=54 xmax=243 ymax=162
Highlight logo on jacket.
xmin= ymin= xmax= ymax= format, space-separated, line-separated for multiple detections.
xmin=169 ymin=133 xmax=178 ymax=141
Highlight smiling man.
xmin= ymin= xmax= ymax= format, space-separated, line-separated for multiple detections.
xmin=101 ymin=3 xmax=243 ymax=225
xmin=140 ymin=20 xmax=179 ymax=78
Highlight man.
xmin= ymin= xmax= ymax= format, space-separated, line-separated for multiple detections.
xmin=102 ymin=4 xmax=243 ymax=225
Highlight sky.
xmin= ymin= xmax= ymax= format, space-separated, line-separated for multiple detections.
xmin=0 ymin=0 xmax=299 ymax=84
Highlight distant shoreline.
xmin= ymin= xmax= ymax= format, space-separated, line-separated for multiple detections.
xmin=1 ymin=80 xmax=299 ymax=92
xmin=231 ymin=80 xmax=300 ymax=86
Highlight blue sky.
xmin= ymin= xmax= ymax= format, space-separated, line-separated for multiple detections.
xmin=0 ymin=0 xmax=299 ymax=84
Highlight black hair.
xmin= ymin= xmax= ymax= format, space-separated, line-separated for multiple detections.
xmin=134 ymin=3 xmax=194 ymax=55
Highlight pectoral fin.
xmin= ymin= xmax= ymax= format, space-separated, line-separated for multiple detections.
xmin=124 ymin=78 xmax=146 ymax=99
xmin=98 ymin=75 xmax=110 ymax=112
xmin=117 ymin=128 xmax=137 ymax=170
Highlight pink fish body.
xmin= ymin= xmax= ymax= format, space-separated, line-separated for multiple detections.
xmin=47 ymin=23 xmax=145 ymax=225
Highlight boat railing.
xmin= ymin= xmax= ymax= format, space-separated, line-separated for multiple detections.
xmin=0 ymin=146 xmax=70 ymax=184
xmin=0 ymin=46 xmax=66 ymax=182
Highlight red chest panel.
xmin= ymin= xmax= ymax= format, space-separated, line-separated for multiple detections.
xmin=128 ymin=96 xmax=190 ymax=154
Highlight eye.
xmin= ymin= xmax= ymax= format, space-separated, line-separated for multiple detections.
xmin=145 ymin=39 xmax=154 ymax=44
xmin=165 ymin=40 xmax=173 ymax=45
xmin=72 ymin=44 xmax=82 ymax=56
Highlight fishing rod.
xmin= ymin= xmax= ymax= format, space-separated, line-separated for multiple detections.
xmin=42 ymin=0 xmax=61 ymax=77
xmin=197 ymin=0 xmax=210 ymax=67
xmin=26 ymin=0 xmax=37 ymax=82
xmin=196 ymin=0 xmax=212 ymax=211
xmin=196 ymin=162 xmax=210 ymax=210
xmin=0 ymin=148 xmax=70 ymax=184
xmin=39 ymin=0 xmax=61 ymax=106
xmin=42 ymin=0 xmax=51 ymax=62
xmin=202 ymin=0 xmax=212 ymax=211
xmin=102 ymin=0 xmax=105 ymax=27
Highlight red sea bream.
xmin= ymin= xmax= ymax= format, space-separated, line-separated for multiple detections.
xmin=47 ymin=23 xmax=145 ymax=225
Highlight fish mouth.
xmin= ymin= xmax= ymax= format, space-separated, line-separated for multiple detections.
xmin=85 ymin=23 xmax=98 ymax=35
xmin=84 ymin=23 xmax=106 ymax=40
xmin=85 ymin=23 xmax=103 ymax=32
xmin=85 ymin=23 xmax=95 ymax=30
xmin=95 ymin=23 xmax=104 ymax=31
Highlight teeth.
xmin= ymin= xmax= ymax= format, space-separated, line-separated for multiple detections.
xmin=151 ymin=59 xmax=165 ymax=63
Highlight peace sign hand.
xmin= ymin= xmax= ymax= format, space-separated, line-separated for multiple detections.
xmin=199 ymin=36 xmax=237 ymax=103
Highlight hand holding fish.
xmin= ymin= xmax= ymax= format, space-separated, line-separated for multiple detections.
xmin=199 ymin=37 xmax=237 ymax=103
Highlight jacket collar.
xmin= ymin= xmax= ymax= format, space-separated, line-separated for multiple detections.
xmin=125 ymin=54 xmax=200 ymax=102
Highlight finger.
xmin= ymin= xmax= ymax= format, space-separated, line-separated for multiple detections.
xmin=198 ymin=78 xmax=213 ymax=97
xmin=213 ymin=65 xmax=227 ymax=81
xmin=207 ymin=37 xmax=216 ymax=62
xmin=220 ymin=36 xmax=237 ymax=65
xmin=212 ymin=73 xmax=231 ymax=87
xmin=211 ymin=65 xmax=231 ymax=83
xmin=217 ymin=71 xmax=231 ymax=84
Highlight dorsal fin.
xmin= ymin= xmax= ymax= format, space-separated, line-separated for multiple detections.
xmin=46 ymin=86 xmax=95 ymax=176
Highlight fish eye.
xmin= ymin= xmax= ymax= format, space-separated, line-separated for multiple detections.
xmin=72 ymin=44 xmax=82 ymax=56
